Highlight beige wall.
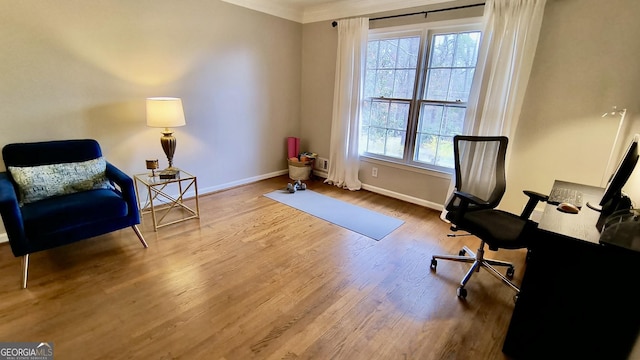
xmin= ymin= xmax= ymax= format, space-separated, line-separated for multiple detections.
xmin=301 ymin=0 xmax=640 ymax=212
xmin=0 ymin=0 xmax=301 ymax=191
xmin=504 ymin=0 xmax=640 ymax=213
xmin=301 ymin=21 xmax=336 ymax=157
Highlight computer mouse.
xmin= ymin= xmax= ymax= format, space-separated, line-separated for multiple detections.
xmin=557 ymin=202 xmax=579 ymax=214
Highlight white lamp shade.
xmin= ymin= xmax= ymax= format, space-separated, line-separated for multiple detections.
xmin=146 ymin=97 xmax=186 ymax=128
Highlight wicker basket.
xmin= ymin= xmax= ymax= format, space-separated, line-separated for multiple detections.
xmin=288 ymin=159 xmax=312 ymax=180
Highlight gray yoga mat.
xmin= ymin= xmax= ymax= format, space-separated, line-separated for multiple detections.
xmin=264 ymin=189 xmax=404 ymax=241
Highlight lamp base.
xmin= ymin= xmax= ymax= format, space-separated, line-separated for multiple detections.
xmin=160 ymin=129 xmax=178 ymax=169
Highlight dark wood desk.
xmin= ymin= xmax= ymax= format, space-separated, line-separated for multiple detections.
xmin=503 ymin=180 xmax=640 ymax=359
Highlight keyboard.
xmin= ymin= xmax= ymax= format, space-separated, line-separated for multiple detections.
xmin=548 ymin=187 xmax=583 ymax=208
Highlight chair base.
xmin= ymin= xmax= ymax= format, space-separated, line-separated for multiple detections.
xmin=430 ymin=243 xmax=520 ymax=299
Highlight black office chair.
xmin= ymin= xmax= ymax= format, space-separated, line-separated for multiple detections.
xmin=430 ymin=135 xmax=548 ymax=299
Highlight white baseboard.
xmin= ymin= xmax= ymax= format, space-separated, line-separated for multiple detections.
xmin=310 ymin=172 xmax=443 ymax=212
xmin=313 ymin=169 xmax=328 ymax=178
xmin=361 ymin=183 xmax=444 ymax=212
xmin=0 ymin=233 xmax=7 ymax=244
xmin=197 ymin=169 xmax=289 ymax=196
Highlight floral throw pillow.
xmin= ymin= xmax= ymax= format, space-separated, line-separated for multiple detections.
xmin=8 ymin=157 xmax=113 ymax=205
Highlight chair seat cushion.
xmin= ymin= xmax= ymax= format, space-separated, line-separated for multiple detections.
xmin=21 ymin=189 xmax=128 ymax=238
xmin=458 ymin=209 xmax=534 ymax=249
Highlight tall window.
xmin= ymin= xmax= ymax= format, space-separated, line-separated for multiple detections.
xmin=360 ymin=21 xmax=482 ymax=171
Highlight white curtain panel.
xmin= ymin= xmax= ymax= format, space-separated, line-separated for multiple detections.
xmin=441 ymin=0 xmax=546 ymax=219
xmin=324 ymin=17 xmax=368 ymax=191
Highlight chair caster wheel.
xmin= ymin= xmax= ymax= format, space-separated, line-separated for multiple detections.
xmin=287 ymin=183 xmax=296 ymax=193
xmin=506 ymin=267 xmax=515 ymax=279
xmin=458 ymin=249 xmax=466 ymax=256
xmin=430 ymin=258 xmax=437 ymax=271
xmin=457 ymin=287 xmax=467 ymax=299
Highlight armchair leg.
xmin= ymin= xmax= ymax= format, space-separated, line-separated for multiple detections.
xmin=132 ymin=225 xmax=148 ymax=248
xmin=21 ymin=254 xmax=29 ymax=289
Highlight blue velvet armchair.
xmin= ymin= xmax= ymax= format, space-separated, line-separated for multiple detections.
xmin=0 ymin=139 xmax=147 ymax=288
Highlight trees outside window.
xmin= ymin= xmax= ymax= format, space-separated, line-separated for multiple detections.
xmin=360 ymin=21 xmax=482 ymax=171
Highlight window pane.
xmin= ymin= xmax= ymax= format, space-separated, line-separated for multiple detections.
xmin=415 ymin=134 xmax=437 ymax=164
xmin=425 ymin=69 xmax=451 ymax=101
xmin=448 ymin=68 xmax=475 ymax=102
xmin=388 ymin=102 xmax=409 ymax=130
xmin=392 ymin=69 xmax=415 ymax=98
xmin=414 ymin=104 xmax=463 ymax=165
xmin=419 ymin=104 xmax=444 ymax=134
xmin=454 ymin=32 xmax=481 ymax=67
xmin=364 ymin=70 xmax=376 ymax=98
xmin=424 ymin=31 xmax=481 ymax=102
xmin=442 ymin=106 xmax=465 ymax=135
xmin=374 ymin=69 xmax=394 ymax=97
xmin=430 ymin=33 xmax=456 ymax=67
xmin=397 ymin=37 xmax=420 ymax=68
xmin=385 ymin=130 xmax=405 ymax=158
xmin=366 ymin=41 xmax=380 ymax=69
xmin=435 ymin=136 xmax=454 ymax=168
xmin=364 ymin=36 xmax=420 ymax=102
xmin=360 ymin=97 xmax=410 ymax=158
xmin=379 ymin=39 xmax=398 ymax=68
xmin=367 ymin=127 xmax=386 ymax=155
xmin=370 ymin=100 xmax=389 ymax=127
xmin=362 ymin=35 xmax=419 ymax=159
xmin=360 ymin=99 xmax=372 ymax=127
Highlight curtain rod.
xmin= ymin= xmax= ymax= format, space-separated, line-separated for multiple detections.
xmin=331 ymin=2 xmax=485 ymax=27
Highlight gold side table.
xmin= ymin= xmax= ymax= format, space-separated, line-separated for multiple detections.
xmin=134 ymin=170 xmax=200 ymax=231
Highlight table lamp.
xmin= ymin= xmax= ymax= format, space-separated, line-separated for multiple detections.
xmin=146 ymin=97 xmax=186 ymax=171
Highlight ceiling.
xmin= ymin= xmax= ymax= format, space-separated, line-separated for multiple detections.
xmin=220 ymin=0 xmax=456 ymax=24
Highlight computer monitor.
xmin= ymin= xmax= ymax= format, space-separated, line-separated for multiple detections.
xmin=587 ymin=134 xmax=640 ymax=214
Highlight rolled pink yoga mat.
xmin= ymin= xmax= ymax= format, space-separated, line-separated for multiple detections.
xmin=287 ymin=137 xmax=300 ymax=159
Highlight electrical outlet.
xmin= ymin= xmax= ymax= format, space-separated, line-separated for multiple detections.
xmin=372 ymin=167 xmax=378 ymax=178
xmin=315 ymin=157 xmax=329 ymax=170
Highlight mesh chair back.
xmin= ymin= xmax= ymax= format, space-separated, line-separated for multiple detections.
xmin=446 ymin=135 xmax=508 ymax=211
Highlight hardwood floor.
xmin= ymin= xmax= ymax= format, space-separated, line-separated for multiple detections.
xmin=0 ymin=175 xmax=527 ymax=359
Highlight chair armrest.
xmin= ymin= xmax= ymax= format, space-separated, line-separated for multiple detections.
xmin=0 ymin=172 xmax=27 ymax=255
xmin=520 ymin=190 xmax=549 ymax=220
xmin=105 ymin=163 xmax=140 ymax=222
xmin=105 ymin=163 xmax=133 ymax=192
xmin=453 ymin=190 xmax=491 ymax=207
xmin=448 ymin=190 xmax=491 ymax=225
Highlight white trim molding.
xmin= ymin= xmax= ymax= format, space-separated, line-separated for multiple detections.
xmin=198 ymin=169 xmax=289 ymax=195
xmin=221 ymin=0 xmax=458 ymax=24
xmin=304 ymin=0 xmax=458 ymax=24
xmin=221 ymin=0 xmax=305 ymax=23
xmin=362 ymin=183 xmax=444 ymax=211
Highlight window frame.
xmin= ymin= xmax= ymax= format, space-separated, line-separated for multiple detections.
xmin=361 ymin=18 xmax=484 ymax=174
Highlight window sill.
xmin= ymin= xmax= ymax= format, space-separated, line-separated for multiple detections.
xmin=359 ymin=155 xmax=453 ymax=180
